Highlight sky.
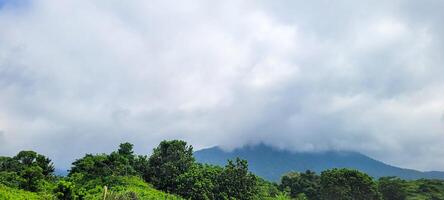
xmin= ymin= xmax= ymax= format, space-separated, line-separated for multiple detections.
xmin=0 ymin=0 xmax=444 ymax=170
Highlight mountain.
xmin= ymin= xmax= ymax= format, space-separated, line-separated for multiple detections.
xmin=54 ymin=168 xmax=68 ymax=176
xmin=194 ymin=144 xmax=444 ymax=182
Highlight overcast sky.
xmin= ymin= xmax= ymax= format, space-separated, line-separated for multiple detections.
xmin=0 ymin=0 xmax=444 ymax=170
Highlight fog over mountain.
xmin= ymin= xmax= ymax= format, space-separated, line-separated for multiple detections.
xmin=0 ymin=0 xmax=444 ymax=171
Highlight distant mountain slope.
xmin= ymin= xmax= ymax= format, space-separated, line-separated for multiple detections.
xmin=54 ymin=168 xmax=68 ymax=176
xmin=194 ymin=144 xmax=444 ymax=182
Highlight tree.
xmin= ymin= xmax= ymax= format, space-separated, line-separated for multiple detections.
xmin=110 ymin=142 xmax=137 ymax=176
xmin=320 ymin=168 xmax=380 ymax=200
xmin=295 ymin=193 xmax=309 ymax=200
xmin=0 ymin=156 xmax=21 ymax=172
xmin=148 ymin=140 xmax=195 ymax=192
xmin=69 ymin=154 xmax=111 ymax=179
xmin=54 ymin=180 xmax=76 ymax=200
xmin=177 ymin=163 xmax=223 ymax=200
xmin=133 ymin=155 xmax=150 ymax=182
xmin=0 ymin=171 xmax=24 ymax=188
xmin=280 ymin=170 xmax=320 ymax=200
xmin=107 ymin=151 xmax=136 ymax=176
xmin=281 ymin=172 xmax=301 ymax=197
xmin=36 ymin=154 xmax=55 ymax=177
xmin=13 ymin=151 xmax=54 ymax=177
xmin=216 ymin=158 xmax=258 ymax=200
xmin=19 ymin=165 xmax=44 ymax=192
xmin=69 ymin=142 xmax=139 ymax=179
xmin=1 ymin=151 xmax=54 ymax=192
xmin=256 ymin=177 xmax=283 ymax=199
xmin=378 ymin=177 xmax=407 ymax=200
xmin=15 ymin=151 xmax=38 ymax=166
xmin=118 ymin=142 xmax=135 ymax=162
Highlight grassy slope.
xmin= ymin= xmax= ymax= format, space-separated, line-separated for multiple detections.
xmin=0 ymin=177 xmax=182 ymax=200
xmin=87 ymin=176 xmax=183 ymax=200
xmin=0 ymin=184 xmax=53 ymax=200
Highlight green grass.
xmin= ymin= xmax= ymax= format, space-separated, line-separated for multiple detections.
xmin=91 ymin=176 xmax=183 ymax=200
xmin=0 ymin=177 xmax=182 ymax=200
xmin=0 ymin=184 xmax=54 ymax=200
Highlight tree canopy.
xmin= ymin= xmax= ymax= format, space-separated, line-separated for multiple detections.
xmin=2 ymin=140 xmax=444 ymax=200
xmin=320 ymin=168 xmax=380 ymax=200
xmin=0 ymin=151 xmax=54 ymax=192
xmin=147 ymin=140 xmax=195 ymax=192
xmin=280 ymin=170 xmax=320 ymax=200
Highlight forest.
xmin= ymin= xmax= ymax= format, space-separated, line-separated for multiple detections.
xmin=1 ymin=140 xmax=444 ymax=200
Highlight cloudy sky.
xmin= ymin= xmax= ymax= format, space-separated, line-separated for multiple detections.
xmin=1 ymin=0 xmax=444 ymax=170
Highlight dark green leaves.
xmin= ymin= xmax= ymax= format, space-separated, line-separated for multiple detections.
xmin=147 ymin=140 xmax=194 ymax=192
xmin=320 ymin=168 xmax=380 ymax=200
xmin=280 ymin=170 xmax=320 ymax=200
xmin=378 ymin=176 xmax=407 ymax=200
xmin=0 ymin=151 xmax=54 ymax=192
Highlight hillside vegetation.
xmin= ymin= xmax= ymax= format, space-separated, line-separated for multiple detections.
xmin=1 ymin=140 xmax=444 ymax=200
xmin=0 ymin=184 xmax=49 ymax=200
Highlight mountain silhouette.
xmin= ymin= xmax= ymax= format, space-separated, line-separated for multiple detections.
xmin=194 ymin=144 xmax=444 ymax=181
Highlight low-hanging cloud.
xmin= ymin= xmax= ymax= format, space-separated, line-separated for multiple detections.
xmin=1 ymin=0 xmax=444 ymax=170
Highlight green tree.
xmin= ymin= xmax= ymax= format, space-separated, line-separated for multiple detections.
xmin=36 ymin=154 xmax=55 ymax=177
xmin=0 ymin=171 xmax=24 ymax=188
xmin=118 ymin=142 xmax=135 ymax=159
xmin=177 ymin=163 xmax=223 ymax=200
xmin=148 ymin=140 xmax=195 ymax=192
xmin=108 ymin=151 xmax=136 ymax=176
xmin=15 ymin=151 xmax=38 ymax=166
xmin=378 ymin=177 xmax=407 ymax=200
xmin=1 ymin=151 xmax=54 ymax=192
xmin=256 ymin=177 xmax=283 ymax=199
xmin=295 ymin=193 xmax=309 ymax=200
xmin=320 ymin=168 xmax=380 ymax=200
xmin=69 ymin=142 xmax=138 ymax=179
xmin=54 ymin=180 xmax=76 ymax=200
xmin=19 ymin=165 xmax=44 ymax=192
xmin=13 ymin=151 xmax=54 ymax=177
xmin=280 ymin=170 xmax=320 ymax=200
xmin=216 ymin=158 xmax=258 ymax=200
xmin=69 ymin=154 xmax=111 ymax=179
xmin=0 ymin=156 xmax=21 ymax=172
xmin=133 ymin=155 xmax=150 ymax=181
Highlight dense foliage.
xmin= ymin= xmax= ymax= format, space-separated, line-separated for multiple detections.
xmin=0 ymin=150 xmax=54 ymax=192
xmin=280 ymin=170 xmax=320 ymax=200
xmin=147 ymin=140 xmax=194 ymax=193
xmin=1 ymin=140 xmax=444 ymax=200
xmin=320 ymin=168 xmax=380 ymax=200
xmin=378 ymin=176 xmax=408 ymax=200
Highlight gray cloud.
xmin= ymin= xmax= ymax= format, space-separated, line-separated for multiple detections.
xmin=0 ymin=0 xmax=444 ymax=170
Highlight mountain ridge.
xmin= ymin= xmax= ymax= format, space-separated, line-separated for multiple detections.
xmin=194 ymin=144 xmax=444 ymax=181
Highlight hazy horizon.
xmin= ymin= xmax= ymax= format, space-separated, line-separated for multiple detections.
xmin=1 ymin=0 xmax=444 ymax=171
